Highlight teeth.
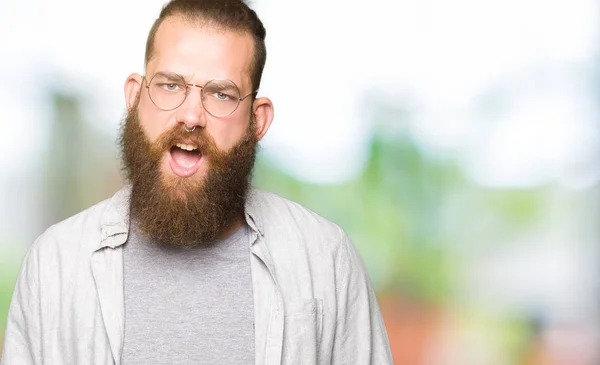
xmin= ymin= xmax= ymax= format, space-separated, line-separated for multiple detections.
xmin=175 ymin=143 xmax=198 ymax=151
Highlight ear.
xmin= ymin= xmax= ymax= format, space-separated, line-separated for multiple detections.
xmin=124 ymin=73 xmax=144 ymax=111
xmin=252 ymin=97 xmax=274 ymax=141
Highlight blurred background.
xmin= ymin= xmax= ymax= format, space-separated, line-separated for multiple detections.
xmin=1 ymin=0 xmax=599 ymax=363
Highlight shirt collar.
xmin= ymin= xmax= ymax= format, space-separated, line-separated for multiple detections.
xmin=98 ymin=185 xmax=131 ymax=250
xmin=244 ymin=187 xmax=264 ymax=239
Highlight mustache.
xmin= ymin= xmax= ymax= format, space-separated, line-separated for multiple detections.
xmin=152 ymin=124 xmax=217 ymax=154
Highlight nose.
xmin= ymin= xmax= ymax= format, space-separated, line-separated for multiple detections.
xmin=176 ymin=85 xmax=207 ymax=131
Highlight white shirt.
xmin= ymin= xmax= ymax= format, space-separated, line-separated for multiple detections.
xmin=1 ymin=186 xmax=393 ymax=364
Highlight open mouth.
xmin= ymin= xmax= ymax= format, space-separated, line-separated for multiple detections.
xmin=168 ymin=142 xmax=203 ymax=177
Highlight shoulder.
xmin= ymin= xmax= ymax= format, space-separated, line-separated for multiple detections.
xmin=29 ymin=194 xmax=116 ymax=259
xmin=248 ymin=188 xmax=345 ymax=242
xmin=10 ymin=193 xmax=125 ymax=314
xmin=247 ymin=188 xmax=350 ymax=264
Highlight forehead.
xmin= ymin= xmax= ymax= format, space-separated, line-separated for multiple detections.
xmin=148 ymin=16 xmax=254 ymax=91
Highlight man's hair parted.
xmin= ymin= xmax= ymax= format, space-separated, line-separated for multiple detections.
xmin=145 ymin=0 xmax=267 ymax=91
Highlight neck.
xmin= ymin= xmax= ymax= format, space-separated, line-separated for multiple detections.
xmin=218 ymin=215 xmax=245 ymax=240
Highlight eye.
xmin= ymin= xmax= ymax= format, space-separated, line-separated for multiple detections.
xmin=203 ymin=82 xmax=239 ymax=101
xmin=214 ymin=91 xmax=231 ymax=101
xmin=159 ymin=83 xmax=182 ymax=91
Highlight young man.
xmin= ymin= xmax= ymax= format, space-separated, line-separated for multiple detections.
xmin=1 ymin=1 xmax=393 ymax=364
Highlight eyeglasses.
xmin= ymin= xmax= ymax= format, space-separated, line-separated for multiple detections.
xmin=143 ymin=72 xmax=257 ymax=117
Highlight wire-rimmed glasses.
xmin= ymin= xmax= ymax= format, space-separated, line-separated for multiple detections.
xmin=143 ymin=72 xmax=257 ymax=117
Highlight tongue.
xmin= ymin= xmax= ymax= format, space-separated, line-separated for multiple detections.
xmin=171 ymin=148 xmax=201 ymax=168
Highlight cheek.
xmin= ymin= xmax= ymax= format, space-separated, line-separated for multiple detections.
xmin=138 ymin=100 xmax=170 ymax=142
xmin=208 ymin=117 xmax=249 ymax=150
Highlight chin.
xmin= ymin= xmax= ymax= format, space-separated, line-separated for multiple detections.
xmin=159 ymin=161 xmax=207 ymax=198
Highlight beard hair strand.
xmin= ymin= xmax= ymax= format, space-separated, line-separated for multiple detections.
xmin=118 ymin=103 xmax=258 ymax=248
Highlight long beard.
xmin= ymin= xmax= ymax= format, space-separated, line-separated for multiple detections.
xmin=118 ymin=103 xmax=258 ymax=248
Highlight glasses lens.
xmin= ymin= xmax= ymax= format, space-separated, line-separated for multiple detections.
xmin=148 ymin=73 xmax=187 ymax=110
xmin=202 ymin=80 xmax=241 ymax=117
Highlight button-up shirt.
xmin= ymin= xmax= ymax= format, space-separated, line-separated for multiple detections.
xmin=1 ymin=186 xmax=393 ymax=364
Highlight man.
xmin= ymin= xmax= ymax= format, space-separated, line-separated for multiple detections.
xmin=1 ymin=0 xmax=393 ymax=364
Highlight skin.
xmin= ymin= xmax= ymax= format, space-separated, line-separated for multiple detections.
xmin=123 ymin=15 xmax=274 ymax=239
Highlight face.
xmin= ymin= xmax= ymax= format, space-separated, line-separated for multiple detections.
xmin=121 ymin=16 xmax=274 ymax=246
xmin=140 ymin=16 xmax=258 ymax=180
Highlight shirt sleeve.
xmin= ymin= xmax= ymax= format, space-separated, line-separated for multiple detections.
xmin=332 ymin=229 xmax=394 ymax=364
xmin=1 ymin=240 xmax=43 ymax=365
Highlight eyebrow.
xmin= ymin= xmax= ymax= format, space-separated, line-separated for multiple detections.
xmin=152 ymin=71 xmax=186 ymax=82
xmin=207 ymin=80 xmax=239 ymax=90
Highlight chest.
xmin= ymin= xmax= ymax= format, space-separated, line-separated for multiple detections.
xmin=120 ymin=230 xmax=255 ymax=364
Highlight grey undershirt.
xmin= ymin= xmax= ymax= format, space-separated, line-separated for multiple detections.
xmin=121 ymin=223 xmax=255 ymax=365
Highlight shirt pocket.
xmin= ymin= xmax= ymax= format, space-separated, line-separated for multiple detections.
xmin=281 ymin=298 xmax=323 ymax=364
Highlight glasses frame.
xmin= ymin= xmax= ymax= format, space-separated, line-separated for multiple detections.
xmin=143 ymin=72 xmax=258 ymax=117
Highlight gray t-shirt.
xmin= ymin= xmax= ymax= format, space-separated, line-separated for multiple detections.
xmin=121 ymin=223 xmax=255 ymax=365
